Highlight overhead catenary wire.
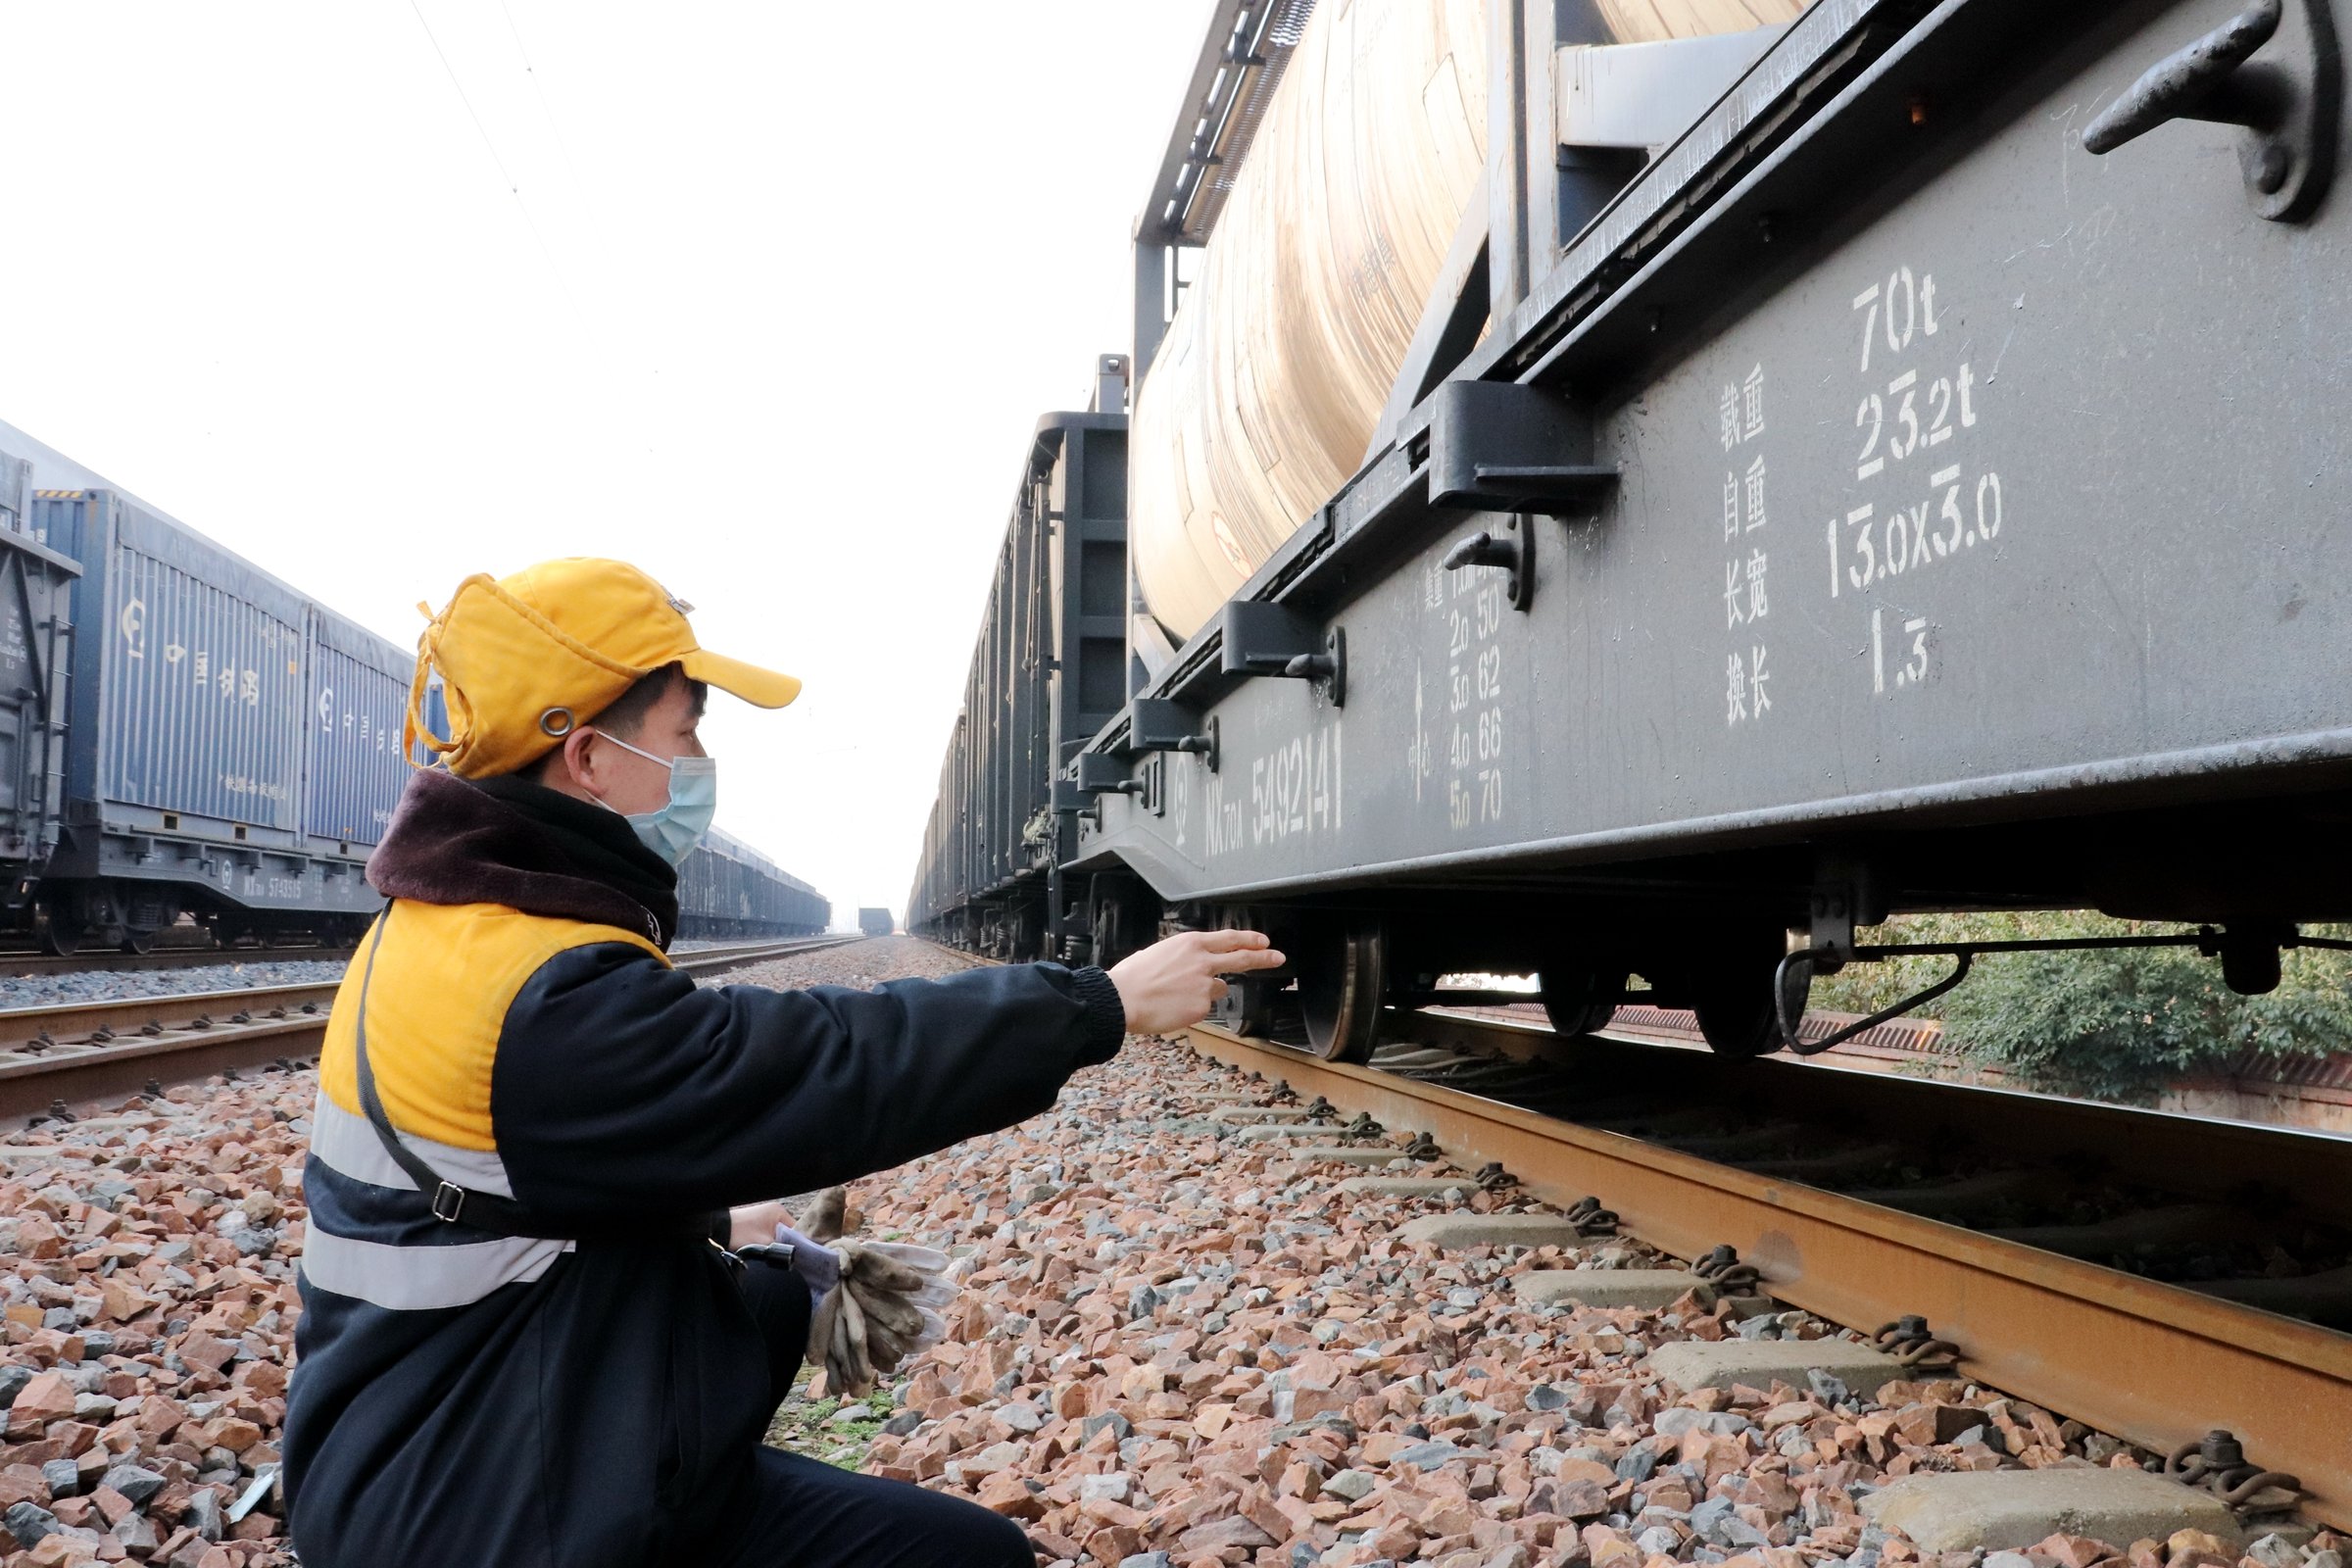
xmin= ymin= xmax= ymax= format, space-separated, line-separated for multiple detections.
xmin=405 ymin=0 xmax=585 ymax=324
xmin=497 ymin=0 xmax=594 ymax=204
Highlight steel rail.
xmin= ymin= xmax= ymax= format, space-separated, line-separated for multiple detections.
xmin=1184 ymin=1021 xmax=2352 ymax=1529
xmin=672 ymin=934 xmax=861 ymax=979
xmin=0 ymin=982 xmax=337 ymax=1121
xmin=0 ymin=933 xmax=861 ymax=1119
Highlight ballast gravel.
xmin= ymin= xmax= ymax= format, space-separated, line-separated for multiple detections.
xmin=0 ymin=963 xmax=348 ymax=1014
xmin=717 ymin=932 xmax=988 ymax=991
xmin=776 ymin=950 xmax=2345 ymax=1568
xmin=0 ymin=1068 xmax=308 ymax=1566
xmin=0 ymin=934 xmax=2336 ymax=1568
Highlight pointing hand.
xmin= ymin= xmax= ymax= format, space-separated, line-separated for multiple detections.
xmin=1106 ymin=928 xmax=1287 ymax=1036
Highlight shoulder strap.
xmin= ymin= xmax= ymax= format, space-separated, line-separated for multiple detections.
xmin=351 ymin=905 xmax=562 ymax=1239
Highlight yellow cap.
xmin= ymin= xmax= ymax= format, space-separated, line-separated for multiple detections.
xmin=404 ymin=558 xmax=801 ymax=778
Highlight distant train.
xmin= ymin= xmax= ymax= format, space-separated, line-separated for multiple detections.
xmin=684 ymin=830 xmax=831 ymax=941
xmin=858 ymin=907 xmax=894 ymax=937
xmin=0 ymin=419 xmax=826 ymax=954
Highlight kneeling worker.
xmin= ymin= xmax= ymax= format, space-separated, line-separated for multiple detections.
xmin=282 ymin=559 xmax=1282 ymax=1567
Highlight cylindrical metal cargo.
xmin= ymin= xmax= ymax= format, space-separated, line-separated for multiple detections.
xmin=1130 ymin=0 xmax=1811 ymax=641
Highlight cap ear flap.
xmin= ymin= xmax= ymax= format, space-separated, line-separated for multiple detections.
xmin=403 ymin=577 xmax=493 ymax=770
xmin=401 ymin=646 xmax=452 ymax=768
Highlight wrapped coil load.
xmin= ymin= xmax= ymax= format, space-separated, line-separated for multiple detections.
xmin=1129 ymin=0 xmax=1812 ymax=643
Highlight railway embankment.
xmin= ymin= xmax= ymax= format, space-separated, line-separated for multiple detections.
xmin=749 ymin=948 xmax=2340 ymax=1568
xmin=1 ymin=938 xmax=2343 ymax=1568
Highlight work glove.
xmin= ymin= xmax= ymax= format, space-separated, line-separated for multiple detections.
xmin=806 ymin=1238 xmax=957 ymax=1398
xmin=767 ymin=1223 xmax=842 ymax=1303
xmin=798 ymin=1186 xmax=848 ymax=1244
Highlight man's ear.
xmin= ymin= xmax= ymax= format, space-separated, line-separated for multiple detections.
xmin=558 ymin=727 xmax=602 ymax=797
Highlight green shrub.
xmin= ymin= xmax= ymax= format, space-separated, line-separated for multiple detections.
xmin=1806 ymin=912 xmax=2352 ymax=1102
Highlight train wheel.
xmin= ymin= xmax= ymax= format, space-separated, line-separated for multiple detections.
xmin=1298 ymin=920 xmax=1388 ymax=1063
xmin=1213 ymin=975 xmax=1279 ymax=1038
xmin=1538 ymin=962 xmax=1621 ymax=1038
xmin=120 ymin=927 xmax=157 ymax=956
xmin=1089 ymin=881 xmax=1159 ymax=969
xmin=1690 ymin=948 xmax=1809 ymax=1059
xmin=37 ymin=901 xmax=81 ymax=958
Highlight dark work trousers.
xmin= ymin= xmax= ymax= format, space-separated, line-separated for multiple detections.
xmin=702 ymin=1255 xmax=1036 ymax=1568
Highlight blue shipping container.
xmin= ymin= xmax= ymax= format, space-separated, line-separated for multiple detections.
xmin=39 ymin=487 xmax=310 ymax=841
xmin=305 ymin=605 xmax=413 ymax=847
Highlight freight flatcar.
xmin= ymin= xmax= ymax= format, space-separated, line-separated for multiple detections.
xmin=917 ymin=0 xmax=2352 ymax=1063
xmin=0 ymin=419 xmax=826 ymax=953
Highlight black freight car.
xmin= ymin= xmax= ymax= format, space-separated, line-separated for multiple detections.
xmin=918 ymin=0 xmax=2352 ymax=1063
xmin=907 ymin=359 xmax=1133 ymax=961
xmin=677 ymin=828 xmax=829 ymax=939
xmin=858 ymin=907 xmax=893 ymax=937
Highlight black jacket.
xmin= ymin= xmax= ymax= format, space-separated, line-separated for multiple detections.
xmin=282 ymin=770 xmax=1124 ymax=1566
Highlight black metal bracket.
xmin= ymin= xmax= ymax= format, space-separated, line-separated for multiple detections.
xmin=1130 ymin=699 xmax=1220 ymax=773
xmin=1428 ymin=381 xmax=1618 ymax=515
xmin=1771 ymin=923 xmax=2352 ymax=1054
xmin=2082 ymin=0 xmax=2340 ymax=221
xmin=1073 ymin=753 xmax=1145 ymax=798
xmin=1443 ymin=514 xmax=1536 ymax=611
xmin=1221 ymin=601 xmax=1347 ymax=707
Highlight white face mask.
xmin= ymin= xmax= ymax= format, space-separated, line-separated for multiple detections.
xmin=591 ymin=729 xmax=717 ymax=866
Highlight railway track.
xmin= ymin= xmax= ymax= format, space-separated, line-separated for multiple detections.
xmin=0 ymin=932 xmax=859 ymax=1120
xmin=1427 ymin=997 xmax=2352 ymax=1138
xmin=1182 ymin=1008 xmax=2352 ymax=1532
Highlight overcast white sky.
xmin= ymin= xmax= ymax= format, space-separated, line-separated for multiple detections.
xmin=0 ymin=2 xmax=1209 ymax=924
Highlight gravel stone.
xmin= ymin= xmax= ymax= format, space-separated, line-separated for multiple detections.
xmin=101 ymin=1465 xmax=168 ymax=1506
xmin=2 ymin=1501 xmax=58 ymax=1547
xmin=1390 ymin=1441 xmax=1472 ymax=1470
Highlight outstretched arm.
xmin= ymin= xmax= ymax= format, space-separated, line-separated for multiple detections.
xmin=490 ymin=932 xmax=1281 ymax=1224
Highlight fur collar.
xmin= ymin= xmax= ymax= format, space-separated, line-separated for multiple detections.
xmin=368 ymin=769 xmax=677 ymax=948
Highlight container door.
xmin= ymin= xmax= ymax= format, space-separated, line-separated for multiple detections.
xmin=303 ymin=607 xmax=413 ymax=848
xmin=0 ymin=536 xmax=74 ymax=866
xmin=100 ymin=496 xmax=306 ymax=835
